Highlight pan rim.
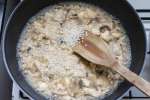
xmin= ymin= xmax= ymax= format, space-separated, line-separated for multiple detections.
xmin=1 ymin=1 xmax=37 ymax=100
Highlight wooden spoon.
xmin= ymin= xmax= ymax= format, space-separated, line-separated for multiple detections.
xmin=73 ymin=33 xmax=150 ymax=96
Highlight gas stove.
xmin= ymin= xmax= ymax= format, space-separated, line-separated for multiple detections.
xmin=0 ymin=0 xmax=150 ymax=100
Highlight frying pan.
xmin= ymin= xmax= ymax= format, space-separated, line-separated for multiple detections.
xmin=1 ymin=0 xmax=146 ymax=100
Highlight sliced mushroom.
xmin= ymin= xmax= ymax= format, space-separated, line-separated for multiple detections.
xmin=78 ymin=9 xmax=97 ymax=19
xmin=101 ymin=31 xmax=113 ymax=42
xmin=99 ymin=25 xmax=113 ymax=42
xmin=111 ymin=31 xmax=123 ymax=38
xmin=99 ymin=25 xmax=111 ymax=33
xmin=78 ymin=9 xmax=97 ymax=24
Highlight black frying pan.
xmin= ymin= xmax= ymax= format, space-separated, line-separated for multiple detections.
xmin=1 ymin=0 xmax=146 ymax=100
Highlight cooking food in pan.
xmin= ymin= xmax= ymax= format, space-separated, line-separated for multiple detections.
xmin=17 ymin=2 xmax=131 ymax=100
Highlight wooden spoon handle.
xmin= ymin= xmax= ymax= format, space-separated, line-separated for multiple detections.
xmin=112 ymin=64 xmax=150 ymax=96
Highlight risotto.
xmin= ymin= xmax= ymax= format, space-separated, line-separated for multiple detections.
xmin=17 ymin=2 xmax=131 ymax=100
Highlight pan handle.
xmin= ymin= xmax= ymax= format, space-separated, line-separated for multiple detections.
xmin=113 ymin=64 xmax=150 ymax=96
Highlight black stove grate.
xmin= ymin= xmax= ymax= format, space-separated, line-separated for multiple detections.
xmin=136 ymin=9 xmax=150 ymax=20
xmin=123 ymin=90 xmax=150 ymax=99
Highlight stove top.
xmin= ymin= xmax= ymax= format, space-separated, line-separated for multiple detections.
xmin=0 ymin=0 xmax=150 ymax=100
